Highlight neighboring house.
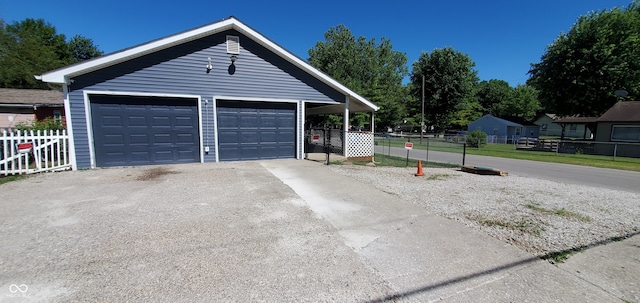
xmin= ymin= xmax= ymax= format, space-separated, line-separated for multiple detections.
xmin=535 ymin=113 xmax=592 ymax=138
xmin=35 ymin=17 xmax=378 ymax=169
xmin=468 ymin=114 xmax=539 ymax=142
xmin=593 ymin=101 xmax=640 ymax=157
xmin=0 ymin=88 xmax=64 ymax=131
xmin=550 ymin=115 xmax=596 ymax=140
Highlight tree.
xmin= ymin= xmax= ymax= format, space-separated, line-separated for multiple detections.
xmin=475 ymin=79 xmax=513 ymax=116
xmin=0 ymin=18 xmax=103 ymax=89
xmin=410 ymin=47 xmax=478 ymax=131
xmin=474 ymin=80 xmax=541 ymax=120
xmin=449 ymin=96 xmax=483 ymax=129
xmin=308 ymin=25 xmax=408 ymax=131
xmin=528 ymin=2 xmax=640 ymax=116
xmin=68 ymin=34 xmax=103 ymax=63
xmin=508 ymin=84 xmax=541 ymax=121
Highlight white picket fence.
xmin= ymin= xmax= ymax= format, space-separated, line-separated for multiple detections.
xmin=1 ymin=130 xmax=71 ymax=176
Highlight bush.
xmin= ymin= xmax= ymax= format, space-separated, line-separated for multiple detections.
xmin=466 ymin=130 xmax=487 ymax=148
xmin=15 ymin=117 xmax=65 ymax=131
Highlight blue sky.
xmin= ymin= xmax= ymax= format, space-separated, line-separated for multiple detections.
xmin=0 ymin=0 xmax=633 ymax=86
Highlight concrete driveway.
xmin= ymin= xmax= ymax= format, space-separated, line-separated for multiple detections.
xmin=0 ymin=160 xmax=635 ymax=302
xmin=0 ymin=162 xmax=392 ymax=302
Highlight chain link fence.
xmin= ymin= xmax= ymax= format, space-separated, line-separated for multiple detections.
xmin=375 ymin=133 xmax=640 ymax=160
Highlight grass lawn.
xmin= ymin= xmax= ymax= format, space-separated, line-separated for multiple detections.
xmin=0 ymin=175 xmax=25 ymax=185
xmin=375 ymin=137 xmax=640 ymax=172
xmin=371 ymin=153 xmax=459 ymax=168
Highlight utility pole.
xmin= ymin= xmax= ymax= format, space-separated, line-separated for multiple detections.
xmin=420 ymin=74 xmax=425 ymax=144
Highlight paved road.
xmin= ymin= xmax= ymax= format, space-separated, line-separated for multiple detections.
xmin=375 ymin=145 xmax=640 ymax=193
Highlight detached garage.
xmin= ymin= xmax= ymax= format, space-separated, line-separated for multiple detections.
xmin=36 ymin=16 xmax=378 ymax=169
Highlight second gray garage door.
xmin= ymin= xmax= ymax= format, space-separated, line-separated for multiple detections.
xmin=217 ymin=101 xmax=295 ymax=161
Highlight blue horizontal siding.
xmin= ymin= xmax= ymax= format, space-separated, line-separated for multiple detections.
xmin=67 ymin=29 xmax=345 ymax=168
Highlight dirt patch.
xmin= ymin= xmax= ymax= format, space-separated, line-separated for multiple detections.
xmin=135 ymin=167 xmax=179 ymax=181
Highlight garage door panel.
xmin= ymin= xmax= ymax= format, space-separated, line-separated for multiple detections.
xmin=278 ymin=117 xmax=295 ymax=127
xmin=153 ymin=133 xmax=171 ymax=144
xmin=218 ymin=131 xmax=239 ymax=142
xmin=240 ymin=132 xmax=259 ymax=143
xmin=260 ymin=132 xmax=277 ymax=142
xmin=91 ymin=95 xmax=199 ymax=167
xmin=217 ymin=101 xmax=295 ymax=161
xmin=131 ymin=152 xmax=151 ymax=162
xmin=240 ymin=147 xmax=259 ymax=159
xmin=154 ymin=151 xmax=173 ymax=161
xmin=129 ymin=134 xmax=149 ymax=144
xmin=260 ymin=116 xmax=277 ymax=127
xmin=176 ymin=133 xmax=196 ymax=143
xmin=239 ymin=116 xmax=258 ymax=128
xmin=175 ymin=116 xmax=195 ymax=126
xmin=260 ymin=146 xmax=277 ymax=158
xmin=152 ymin=116 xmax=170 ymax=126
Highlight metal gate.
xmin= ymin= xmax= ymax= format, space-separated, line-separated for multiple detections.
xmin=304 ymin=128 xmax=344 ymax=155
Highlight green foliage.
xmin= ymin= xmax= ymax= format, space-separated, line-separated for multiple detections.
xmin=308 ymin=25 xmax=409 ymax=131
xmin=0 ymin=18 xmax=103 ymax=89
xmin=410 ymin=47 xmax=478 ymax=132
xmin=476 ymin=79 xmax=513 ymax=115
xmin=68 ymin=34 xmax=103 ymax=62
xmin=450 ymin=96 xmax=483 ymax=129
xmin=528 ymin=2 xmax=640 ymax=116
xmin=374 ymin=153 xmax=460 ymax=168
xmin=507 ymin=84 xmax=541 ymax=121
xmin=15 ymin=117 xmax=65 ymax=131
xmin=466 ymin=129 xmax=487 ymax=147
xmin=474 ymin=80 xmax=540 ymax=121
xmin=0 ymin=175 xmax=25 ymax=185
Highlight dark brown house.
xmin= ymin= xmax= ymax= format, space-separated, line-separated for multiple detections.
xmin=594 ymin=101 xmax=640 ymax=157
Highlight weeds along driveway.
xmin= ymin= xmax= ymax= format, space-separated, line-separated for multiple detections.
xmin=0 ymin=162 xmax=392 ymax=302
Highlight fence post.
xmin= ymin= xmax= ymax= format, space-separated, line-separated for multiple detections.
xmin=613 ymin=143 xmax=617 ymax=161
xmin=463 ymin=143 xmax=466 ymax=166
xmin=426 ymin=137 xmax=429 ymax=163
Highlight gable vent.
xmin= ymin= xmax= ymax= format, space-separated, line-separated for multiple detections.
xmin=226 ymin=35 xmax=240 ymax=54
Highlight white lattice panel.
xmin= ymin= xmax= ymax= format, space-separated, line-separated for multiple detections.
xmin=347 ymin=132 xmax=374 ymax=158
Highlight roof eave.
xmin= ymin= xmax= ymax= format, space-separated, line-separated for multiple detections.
xmin=35 ymin=17 xmax=379 ymax=111
xmin=230 ymin=21 xmax=379 ymax=111
xmin=37 ymin=19 xmax=237 ymax=84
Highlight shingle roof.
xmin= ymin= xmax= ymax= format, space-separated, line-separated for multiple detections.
xmin=0 ymin=88 xmax=63 ymax=106
xmin=554 ymin=116 xmax=599 ymax=124
xmin=597 ymin=101 xmax=640 ymax=122
xmin=497 ymin=116 xmax=537 ymax=126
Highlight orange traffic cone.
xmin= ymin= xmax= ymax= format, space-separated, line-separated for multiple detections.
xmin=415 ymin=160 xmax=425 ymax=176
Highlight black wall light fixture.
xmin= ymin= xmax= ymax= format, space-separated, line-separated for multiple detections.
xmin=228 ymin=55 xmax=237 ymax=75
xmin=206 ymin=57 xmax=213 ymax=74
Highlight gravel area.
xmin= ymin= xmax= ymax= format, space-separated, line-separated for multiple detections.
xmin=328 ymin=165 xmax=640 ymax=258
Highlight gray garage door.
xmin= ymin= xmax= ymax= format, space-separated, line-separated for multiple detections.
xmin=90 ymin=95 xmax=200 ymax=167
xmin=217 ymin=101 xmax=295 ymax=161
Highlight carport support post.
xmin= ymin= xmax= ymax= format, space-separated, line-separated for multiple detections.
xmin=325 ymin=127 xmax=330 ymax=165
xmin=343 ymin=96 xmax=350 ymax=159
